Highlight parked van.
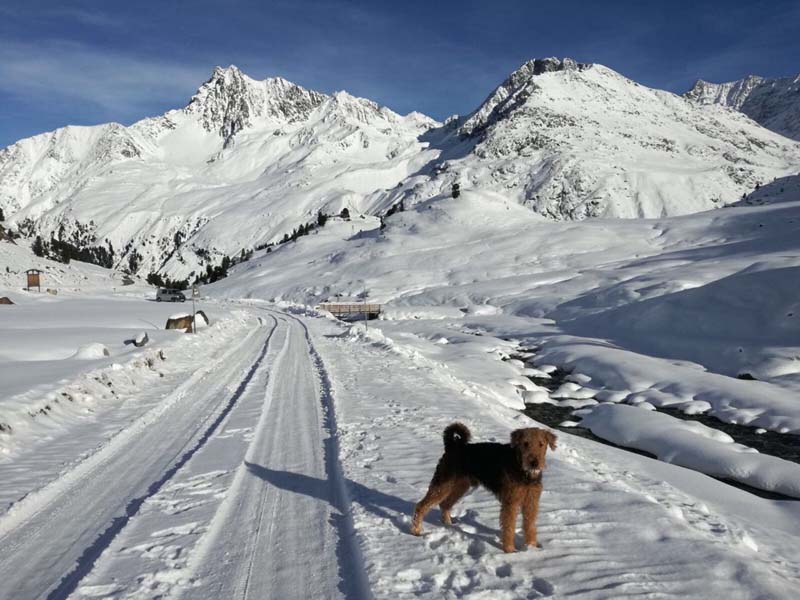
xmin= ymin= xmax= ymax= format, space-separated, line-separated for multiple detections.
xmin=156 ymin=288 xmax=186 ymax=302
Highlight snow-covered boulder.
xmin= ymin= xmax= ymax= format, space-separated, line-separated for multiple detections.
xmin=71 ymin=343 xmax=111 ymax=360
xmin=134 ymin=332 xmax=149 ymax=347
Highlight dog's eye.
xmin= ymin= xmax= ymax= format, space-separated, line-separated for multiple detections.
xmin=522 ymin=442 xmax=529 ymax=448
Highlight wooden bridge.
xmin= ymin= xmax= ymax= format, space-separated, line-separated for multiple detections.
xmin=317 ymin=303 xmax=382 ymax=321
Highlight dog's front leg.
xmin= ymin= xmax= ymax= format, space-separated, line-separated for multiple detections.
xmin=499 ymin=498 xmax=521 ymax=553
xmin=523 ymin=486 xmax=542 ymax=548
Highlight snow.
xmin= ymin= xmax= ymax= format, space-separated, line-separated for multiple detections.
xmin=686 ymin=73 xmax=800 ymax=141
xmin=71 ymin=342 xmax=110 ymax=360
xmin=580 ymin=403 xmax=800 ymax=498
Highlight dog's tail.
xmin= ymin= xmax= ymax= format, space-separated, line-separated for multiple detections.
xmin=443 ymin=422 xmax=471 ymax=452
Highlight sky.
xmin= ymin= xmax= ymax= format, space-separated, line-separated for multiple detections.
xmin=1 ymin=0 xmax=799 ymax=148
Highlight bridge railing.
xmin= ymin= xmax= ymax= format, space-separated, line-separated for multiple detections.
xmin=317 ymin=303 xmax=382 ymax=317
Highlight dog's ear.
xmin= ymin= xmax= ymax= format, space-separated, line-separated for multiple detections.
xmin=545 ymin=431 xmax=558 ymax=451
xmin=510 ymin=429 xmax=525 ymax=447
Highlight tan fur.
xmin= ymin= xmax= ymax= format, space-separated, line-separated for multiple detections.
xmin=411 ymin=424 xmax=556 ymax=553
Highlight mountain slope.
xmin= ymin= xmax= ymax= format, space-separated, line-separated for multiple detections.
xmin=0 ymin=66 xmax=438 ymax=279
xmin=2 ymin=59 xmax=800 ymax=281
xmin=686 ymin=74 xmax=800 ymax=141
xmin=377 ymin=58 xmax=800 ymax=220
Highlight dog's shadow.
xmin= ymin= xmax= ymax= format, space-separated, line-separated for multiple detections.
xmin=244 ymin=462 xmax=504 ymax=551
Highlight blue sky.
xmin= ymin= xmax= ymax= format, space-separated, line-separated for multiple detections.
xmin=1 ymin=0 xmax=798 ymax=147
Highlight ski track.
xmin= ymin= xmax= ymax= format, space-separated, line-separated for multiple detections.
xmin=68 ymin=308 xmax=370 ymax=600
xmin=181 ymin=308 xmax=370 ymax=600
xmin=0 ymin=314 xmax=276 ymax=599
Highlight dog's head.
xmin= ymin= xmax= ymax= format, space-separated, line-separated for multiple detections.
xmin=510 ymin=428 xmax=557 ymax=479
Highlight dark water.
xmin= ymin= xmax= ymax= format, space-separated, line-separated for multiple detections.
xmin=659 ymin=407 xmax=800 ymax=464
xmin=521 ymin=402 xmax=796 ymax=500
xmin=515 ymin=348 xmax=800 ymax=500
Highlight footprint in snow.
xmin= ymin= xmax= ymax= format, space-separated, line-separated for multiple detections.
xmin=531 ymin=577 xmax=555 ymax=597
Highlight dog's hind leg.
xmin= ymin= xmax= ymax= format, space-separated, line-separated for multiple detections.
xmin=439 ymin=477 xmax=470 ymax=526
xmin=411 ymin=483 xmax=452 ymax=535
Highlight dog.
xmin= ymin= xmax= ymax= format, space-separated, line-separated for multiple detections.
xmin=411 ymin=422 xmax=557 ymax=553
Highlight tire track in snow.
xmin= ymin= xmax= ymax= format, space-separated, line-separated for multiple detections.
xmin=183 ymin=308 xmax=372 ymax=600
xmin=0 ymin=315 xmax=277 ymax=600
xmin=290 ymin=310 xmax=374 ymax=600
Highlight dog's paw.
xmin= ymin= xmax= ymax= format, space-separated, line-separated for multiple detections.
xmin=524 ymin=541 xmax=543 ymax=550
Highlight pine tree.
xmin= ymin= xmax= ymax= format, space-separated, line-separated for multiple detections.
xmin=451 ymin=183 xmax=461 ymax=199
xmin=32 ymin=235 xmax=45 ymax=257
xmin=340 ymin=207 xmax=350 ymax=220
xmin=0 ymin=207 xmax=5 ymax=222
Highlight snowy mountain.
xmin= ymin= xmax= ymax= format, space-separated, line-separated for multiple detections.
xmin=2 ymin=59 xmax=800 ymax=280
xmin=0 ymin=65 xmax=438 ymax=279
xmin=377 ymin=58 xmax=800 ymax=220
xmin=686 ymin=73 xmax=800 ymax=141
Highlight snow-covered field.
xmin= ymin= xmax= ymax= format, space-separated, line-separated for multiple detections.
xmin=2 ymin=172 xmax=800 ymax=597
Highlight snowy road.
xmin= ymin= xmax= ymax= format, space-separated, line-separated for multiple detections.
xmin=183 ymin=310 xmax=368 ymax=599
xmin=0 ymin=315 xmax=276 ymax=599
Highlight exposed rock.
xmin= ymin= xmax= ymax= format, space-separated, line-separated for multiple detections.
xmin=686 ymin=74 xmax=800 ymax=141
xmin=134 ymin=332 xmax=149 ymax=347
xmin=0 ymin=297 xmax=13 ymax=305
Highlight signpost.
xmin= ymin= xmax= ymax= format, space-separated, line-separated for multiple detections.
xmin=25 ymin=269 xmax=42 ymax=292
xmin=192 ymin=284 xmax=200 ymax=334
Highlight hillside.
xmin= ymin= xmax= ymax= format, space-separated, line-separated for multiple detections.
xmin=0 ymin=66 xmax=437 ymax=280
xmin=686 ymin=73 xmax=800 ymax=141
xmin=1 ymin=59 xmax=799 ymax=282
xmin=376 ymin=58 xmax=800 ymax=220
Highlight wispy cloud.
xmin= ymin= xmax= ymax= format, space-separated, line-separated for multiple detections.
xmin=0 ymin=39 xmax=208 ymax=120
xmin=0 ymin=5 xmax=121 ymax=28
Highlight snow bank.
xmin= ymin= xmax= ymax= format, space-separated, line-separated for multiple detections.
xmin=71 ymin=343 xmax=110 ymax=360
xmin=580 ymin=404 xmax=800 ymax=498
xmin=535 ymin=339 xmax=800 ymax=433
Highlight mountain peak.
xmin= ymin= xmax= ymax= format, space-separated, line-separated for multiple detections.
xmin=459 ymin=57 xmax=593 ymax=136
xmin=515 ymin=57 xmax=592 ymax=77
xmin=685 ymin=72 xmax=800 ymax=140
xmin=186 ymin=66 xmax=326 ymax=143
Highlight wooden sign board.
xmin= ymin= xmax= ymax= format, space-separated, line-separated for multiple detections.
xmin=26 ymin=269 xmax=42 ymax=292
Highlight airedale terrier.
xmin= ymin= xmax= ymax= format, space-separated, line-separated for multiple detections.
xmin=411 ymin=422 xmax=557 ymax=553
